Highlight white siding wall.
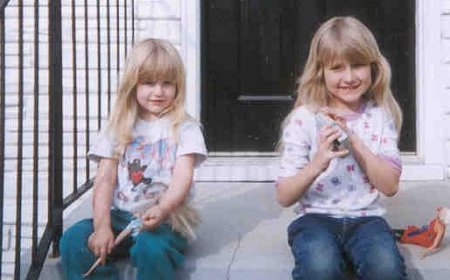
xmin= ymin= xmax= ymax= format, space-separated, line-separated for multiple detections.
xmin=443 ymin=0 xmax=450 ymax=178
xmin=135 ymin=0 xmax=181 ymax=44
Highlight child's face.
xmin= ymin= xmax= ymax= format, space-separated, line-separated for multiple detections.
xmin=136 ymin=81 xmax=177 ymax=120
xmin=323 ymin=58 xmax=372 ymax=112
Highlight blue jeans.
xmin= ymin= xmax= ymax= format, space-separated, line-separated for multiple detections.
xmin=59 ymin=209 xmax=188 ymax=280
xmin=287 ymin=214 xmax=407 ymax=280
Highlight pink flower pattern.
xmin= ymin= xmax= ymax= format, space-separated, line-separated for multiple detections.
xmin=316 ymin=183 xmax=324 ymax=192
xmin=346 ymin=164 xmax=355 ymax=172
xmin=278 ymin=101 xmax=400 ymax=218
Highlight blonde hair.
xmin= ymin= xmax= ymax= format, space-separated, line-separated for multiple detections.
xmin=106 ymin=39 xmax=201 ymax=238
xmin=293 ymin=16 xmax=402 ymax=132
xmin=107 ymin=38 xmax=187 ymax=155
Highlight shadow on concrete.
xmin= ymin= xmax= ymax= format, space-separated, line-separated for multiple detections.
xmin=193 ymin=182 xmax=283 ymax=255
xmin=382 ymin=181 xmax=450 ymax=227
xmin=382 ymin=181 xmax=450 ymax=280
xmin=180 ymin=182 xmax=284 ymax=279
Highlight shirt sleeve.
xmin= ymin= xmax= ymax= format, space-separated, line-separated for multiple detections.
xmin=87 ymin=129 xmax=119 ymax=162
xmin=278 ymin=109 xmax=313 ymax=178
xmin=377 ymin=113 xmax=402 ymax=172
xmin=177 ymin=121 xmax=208 ymax=167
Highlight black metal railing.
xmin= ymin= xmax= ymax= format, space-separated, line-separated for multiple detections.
xmin=0 ymin=0 xmax=135 ymax=279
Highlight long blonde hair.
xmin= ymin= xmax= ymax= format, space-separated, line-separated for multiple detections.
xmin=293 ymin=16 xmax=402 ymax=133
xmin=106 ymin=39 xmax=200 ymax=239
xmin=107 ymin=38 xmax=187 ymax=156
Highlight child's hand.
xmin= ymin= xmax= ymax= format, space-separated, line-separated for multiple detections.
xmin=88 ymin=227 xmax=115 ymax=265
xmin=421 ymin=247 xmax=441 ymax=259
xmin=312 ymin=124 xmax=349 ymax=171
xmin=319 ymin=107 xmax=351 ymax=134
xmin=141 ymin=204 xmax=169 ymax=231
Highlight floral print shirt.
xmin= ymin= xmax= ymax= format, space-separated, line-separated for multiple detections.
xmin=278 ymin=101 xmax=401 ymax=218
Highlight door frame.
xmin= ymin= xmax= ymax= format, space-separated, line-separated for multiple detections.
xmin=181 ymin=0 xmax=445 ymax=181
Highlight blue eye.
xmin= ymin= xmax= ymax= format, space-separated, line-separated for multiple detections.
xmin=330 ymin=64 xmax=343 ymax=71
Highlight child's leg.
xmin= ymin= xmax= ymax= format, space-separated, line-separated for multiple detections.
xmin=59 ymin=219 xmax=119 ymax=280
xmin=287 ymin=214 xmax=347 ymax=280
xmin=130 ymin=224 xmax=188 ymax=280
xmin=345 ymin=216 xmax=407 ymax=280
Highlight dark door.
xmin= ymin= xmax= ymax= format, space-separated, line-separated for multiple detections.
xmin=201 ymin=0 xmax=416 ymax=152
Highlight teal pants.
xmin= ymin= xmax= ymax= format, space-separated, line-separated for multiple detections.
xmin=59 ymin=209 xmax=188 ymax=280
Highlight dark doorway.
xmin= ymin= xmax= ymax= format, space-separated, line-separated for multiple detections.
xmin=201 ymin=0 xmax=416 ymax=152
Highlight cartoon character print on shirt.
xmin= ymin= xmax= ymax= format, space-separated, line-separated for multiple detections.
xmin=116 ymin=136 xmax=177 ymax=206
xmin=128 ymin=159 xmax=152 ymax=191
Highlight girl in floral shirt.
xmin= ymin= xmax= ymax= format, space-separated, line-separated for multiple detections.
xmin=277 ymin=17 xmax=406 ymax=280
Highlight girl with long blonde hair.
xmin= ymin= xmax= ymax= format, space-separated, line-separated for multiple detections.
xmin=60 ymin=38 xmax=207 ymax=280
xmin=276 ymin=17 xmax=407 ymax=279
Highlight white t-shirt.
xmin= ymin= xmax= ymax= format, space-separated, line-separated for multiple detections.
xmin=88 ymin=116 xmax=207 ymax=213
xmin=278 ymin=101 xmax=401 ymax=218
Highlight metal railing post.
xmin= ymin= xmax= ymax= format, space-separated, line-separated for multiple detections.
xmin=48 ymin=0 xmax=63 ymax=257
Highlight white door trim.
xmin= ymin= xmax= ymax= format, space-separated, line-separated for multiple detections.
xmin=181 ymin=0 xmax=201 ymax=120
xmin=409 ymin=0 xmax=445 ymax=180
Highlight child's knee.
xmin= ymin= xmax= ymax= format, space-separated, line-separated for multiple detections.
xmin=355 ymin=246 xmax=406 ymax=279
xmin=131 ymin=233 xmax=168 ymax=264
xmin=60 ymin=219 xmax=93 ymax=258
xmin=293 ymin=254 xmax=346 ymax=280
xmin=357 ymin=258 xmax=406 ymax=280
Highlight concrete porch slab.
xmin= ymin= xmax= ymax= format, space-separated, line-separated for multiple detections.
xmin=38 ymin=181 xmax=450 ymax=279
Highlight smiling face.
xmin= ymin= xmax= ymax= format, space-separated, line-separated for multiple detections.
xmin=323 ymin=58 xmax=372 ymax=112
xmin=136 ymin=81 xmax=177 ymax=120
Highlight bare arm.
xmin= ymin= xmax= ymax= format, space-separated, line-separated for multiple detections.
xmin=88 ymin=158 xmax=118 ymax=263
xmin=142 ymin=154 xmax=196 ymax=229
xmin=276 ymin=160 xmax=324 ymax=207
xmin=92 ymin=158 xmax=118 ymax=229
xmin=159 ymin=154 xmax=195 ymax=213
xmin=276 ymin=126 xmax=348 ymax=207
xmin=422 ymin=222 xmax=445 ymax=258
xmin=347 ymin=134 xmax=400 ymax=196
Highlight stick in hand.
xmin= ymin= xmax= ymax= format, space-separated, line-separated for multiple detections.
xmin=82 ymin=218 xmax=142 ymax=278
xmin=82 ymin=226 xmax=132 ymax=278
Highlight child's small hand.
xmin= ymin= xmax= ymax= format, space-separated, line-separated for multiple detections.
xmin=141 ymin=204 xmax=169 ymax=231
xmin=421 ymin=247 xmax=441 ymax=259
xmin=312 ymin=124 xmax=349 ymax=171
xmin=88 ymin=227 xmax=115 ymax=265
xmin=319 ymin=107 xmax=351 ymax=134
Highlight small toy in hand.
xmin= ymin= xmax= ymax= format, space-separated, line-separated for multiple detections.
xmin=316 ymin=111 xmax=348 ymax=151
xmin=393 ymin=207 xmax=450 ymax=258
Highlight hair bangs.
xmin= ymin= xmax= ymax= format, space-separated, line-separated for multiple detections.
xmin=318 ymin=28 xmax=373 ymax=67
xmin=138 ymin=48 xmax=179 ymax=84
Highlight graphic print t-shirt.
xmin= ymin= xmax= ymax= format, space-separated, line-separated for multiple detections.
xmin=88 ymin=116 xmax=207 ymax=213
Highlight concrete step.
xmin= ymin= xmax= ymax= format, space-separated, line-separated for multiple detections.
xmin=36 ymin=181 xmax=450 ymax=279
